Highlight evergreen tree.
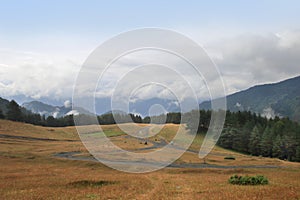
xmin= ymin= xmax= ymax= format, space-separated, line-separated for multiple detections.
xmin=6 ymin=100 xmax=23 ymax=121
xmin=272 ymin=135 xmax=283 ymax=159
xmin=273 ymin=120 xmax=285 ymax=135
xmin=63 ymin=115 xmax=74 ymax=126
xmin=218 ymin=128 xmax=235 ymax=149
xmin=233 ymin=121 xmax=253 ymax=153
xmin=46 ymin=116 xmax=57 ymax=127
xmin=0 ymin=109 xmax=4 ymax=119
xmin=282 ymin=135 xmax=295 ymax=161
xmin=231 ymin=128 xmax=245 ymax=152
xmin=259 ymin=126 xmax=274 ymax=157
xmin=295 ymin=146 xmax=300 ymax=162
xmin=143 ymin=116 xmax=151 ymax=123
xmin=248 ymin=126 xmax=261 ymax=156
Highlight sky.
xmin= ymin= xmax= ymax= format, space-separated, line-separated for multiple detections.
xmin=0 ymin=0 xmax=300 ymax=105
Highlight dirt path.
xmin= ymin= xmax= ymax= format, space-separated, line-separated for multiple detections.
xmin=53 ymin=132 xmax=283 ymax=169
xmin=54 ymin=151 xmax=281 ymax=169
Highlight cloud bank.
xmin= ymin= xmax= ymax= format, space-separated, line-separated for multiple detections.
xmin=0 ymin=30 xmax=300 ymax=103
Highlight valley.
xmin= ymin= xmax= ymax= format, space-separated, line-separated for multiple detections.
xmin=0 ymin=120 xmax=299 ymax=199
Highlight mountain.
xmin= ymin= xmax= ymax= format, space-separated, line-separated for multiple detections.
xmin=6 ymin=94 xmax=66 ymax=107
xmin=129 ymin=98 xmax=180 ymax=116
xmin=94 ymin=97 xmax=196 ymax=117
xmin=200 ymin=75 xmax=300 ymax=122
xmin=22 ymin=98 xmax=181 ymax=118
xmin=22 ymin=101 xmax=91 ymax=118
xmin=10 ymin=76 xmax=300 ymax=121
xmin=103 ymin=110 xmax=129 ymax=115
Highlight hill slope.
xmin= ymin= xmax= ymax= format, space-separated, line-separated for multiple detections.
xmin=200 ymin=75 xmax=300 ymax=122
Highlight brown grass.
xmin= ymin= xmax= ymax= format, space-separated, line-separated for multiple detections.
xmin=0 ymin=119 xmax=299 ymax=199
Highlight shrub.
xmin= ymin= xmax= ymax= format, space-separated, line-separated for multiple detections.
xmin=228 ymin=175 xmax=268 ymax=185
xmin=224 ymin=156 xmax=236 ymax=160
xmin=68 ymin=180 xmax=116 ymax=187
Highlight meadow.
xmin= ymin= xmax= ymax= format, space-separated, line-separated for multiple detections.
xmin=0 ymin=119 xmax=299 ymax=199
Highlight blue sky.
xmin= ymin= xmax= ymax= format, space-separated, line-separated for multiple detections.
xmin=0 ymin=1 xmax=300 ymax=104
xmin=1 ymin=1 xmax=299 ymax=37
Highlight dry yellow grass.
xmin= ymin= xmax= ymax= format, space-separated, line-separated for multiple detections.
xmin=0 ymin=119 xmax=300 ymax=199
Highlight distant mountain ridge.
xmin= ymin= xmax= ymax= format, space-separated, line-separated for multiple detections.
xmin=20 ymin=97 xmax=190 ymax=118
xmin=2 ymin=76 xmax=299 ymax=121
xmin=200 ymin=75 xmax=300 ymax=122
xmin=22 ymin=101 xmax=91 ymax=118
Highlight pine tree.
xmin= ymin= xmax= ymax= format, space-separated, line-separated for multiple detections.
xmin=6 ymin=100 xmax=22 ymax=121
xmin=0 ymin=109 xmax=4 ymax=119
xmin=46 ymin=116 xmax=57 ymax=127
xmin=232 ymin=128 xmax=245 ymax=152
xmin=218 ymin=128 xmax=235 ymax=149
xmin=295 ymin=146 xmax=300 ymax=162
xmin=259 ymin=126 xmax=274 ymax=157
xmin=238 ymin=121 xmax=254 ymax=153
xmin=272 ymin=134 xmax=283 ymax=159
xmin=248 ymin=126 xmax=261 ymax=156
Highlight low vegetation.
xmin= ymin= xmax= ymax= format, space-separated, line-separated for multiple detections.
xmin=68 ymin=180 xmax=116 ymax=188
xmin=228 ymin=175 xmax=269 ymax=185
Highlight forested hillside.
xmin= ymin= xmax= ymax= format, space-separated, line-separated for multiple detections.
xmin=200 ymin=76 xmax=300 ymax=122
xmin=186 ymin=110 xmax=300 ymax=162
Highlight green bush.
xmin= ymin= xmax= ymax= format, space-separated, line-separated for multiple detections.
xmin=228 ymin=175 xmax=268 ymax=185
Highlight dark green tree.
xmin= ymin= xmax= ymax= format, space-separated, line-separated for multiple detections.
xmin=6 ymin=100 xmax=23 ymax=121
xmin=0 ymin=109 xmax=4 ymax=119
xmin=259 ymin=126 xmax=274 ymax=157
xmin=218 ymin=128 xmax=236 ymax=149
xmin=46 ymin=116 xmax=57 ymax=127
xmin=295 ymin=146 xmax=300 ymax=162
xmin=232 ymin=121 xmax=253 ymax=153
xmin=248 ymin=126 xmax=261 ymax=156
xmin=272 ymin=135 xmax=283 ymax=159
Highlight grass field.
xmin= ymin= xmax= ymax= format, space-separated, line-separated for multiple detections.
xmin=0 ymin=119 xmax=300 ymax=199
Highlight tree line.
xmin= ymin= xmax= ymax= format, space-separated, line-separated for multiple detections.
xmin=186 ymin=110 xmax=300 ymax=162
xmin=0 ymin=100 xmax=182 ymax=127
xmin=0 ymin=100 xmax=75 ymax=127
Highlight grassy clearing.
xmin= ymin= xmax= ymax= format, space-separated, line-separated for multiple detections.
xmin=0 ymin=120 xmax=299 ymax=199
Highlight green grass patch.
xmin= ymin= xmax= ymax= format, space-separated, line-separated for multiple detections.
xmin=82 ymin=130 xmax=125 ymax=138
xmin=103 ymin=130 xmax=125 ymax=137
xmin=228 ymin=175 xmax=269 ymax=185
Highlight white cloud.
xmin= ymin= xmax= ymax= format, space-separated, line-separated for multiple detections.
xmin=0 ymin=50 xmax=80 ymax=100
xmin=206 ymin=30 xmax=300 ymax=94
xmin=64 ymin=100 xmax=72 ymax=108
xmin=1 ymin=30 xmax=300 ymax=104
